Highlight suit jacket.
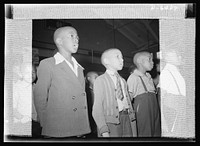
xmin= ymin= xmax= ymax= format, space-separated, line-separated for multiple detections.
xmin=92 ymin=72 xmax=137 ymax=137
xmin=34 ymin=57 xmax=91 ymax=137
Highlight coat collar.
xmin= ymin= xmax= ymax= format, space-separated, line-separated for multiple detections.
xmin=54 ymin=52 xmax=84 ymax=70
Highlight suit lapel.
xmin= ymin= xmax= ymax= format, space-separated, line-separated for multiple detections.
xmin=58 ymin=61 xmax=84 ymax=89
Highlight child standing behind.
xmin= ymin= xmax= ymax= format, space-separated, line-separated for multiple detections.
xmin=127 ymin=51 xmax=161 ymax=137
xmin=85 ymin=71 xmax=99 ymax=138
xmin=32 ymin=64 xmax=42 ymax=137
xmin=12 ymin=62 xmax=32 ymax=136
xmin=92 ymin=48 xmax=137 ymax=137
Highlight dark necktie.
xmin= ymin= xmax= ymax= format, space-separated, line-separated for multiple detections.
xmin=115 ymin=73 xmax=124 ymax=101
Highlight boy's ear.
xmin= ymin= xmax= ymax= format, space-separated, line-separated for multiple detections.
xmin=104 ymin=58 xmax=109 ymax=66
xmin=87 ymin=76 xmax=90 ymax=81
xmin=55 ymin=38 xmax=62 ymax=46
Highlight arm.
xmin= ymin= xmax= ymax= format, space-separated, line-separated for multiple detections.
xmin=33 ymin=60 xmax=52 ymax=127
xmin=92 ymin=78 xmax=109 ymax=137
xmin=127 ymin=75 xmax=138 ymax=102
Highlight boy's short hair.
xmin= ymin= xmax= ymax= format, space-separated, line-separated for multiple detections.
xmin=53 ymin=26 xmax=76 ymax=44
xmin=86 ymin=71 xmax=98 ymax=79
xmin=101 ymin=48 xmax=119 ymax=67
xmin=133 ymin=51 xmax=152 ymax=67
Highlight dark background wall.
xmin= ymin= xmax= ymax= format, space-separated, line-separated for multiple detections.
xmin=32 ymin=19 xmax=159 ymax=79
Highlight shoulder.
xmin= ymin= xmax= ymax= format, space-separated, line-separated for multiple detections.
xmin=127 ymin=73 xmax=139 ymax=82
xmin=40 ymin=57 xmax=55 ymax=65
xmin=160 ymin=68 xmax=171 ymax=78
xmin=95 ymin=73 xmax=106 ymax=82
xmin=38 ymin=57 xmax=55 ymax=70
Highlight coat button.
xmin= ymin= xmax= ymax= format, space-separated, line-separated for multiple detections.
xmin=116 ymin=106 xmax=118 ymax=109
xmin=82 ymin=93 xmax=86 ymax=96
xmin=116 ymin=115 xmax=118 ymax=118
xmin=72 ymin=96 xmax=76 ymax=99
xmin=73 ymin=108 xmax=77 ymax=111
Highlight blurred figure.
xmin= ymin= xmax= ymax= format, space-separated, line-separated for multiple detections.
xmin=32 ymin=63 xmax=42 ymax=138
xmin=85 ymin=71 xmax=99 ymax=138
xmin=86 ymin=71 xmax=99 ymax=107
xmin=153 ymin=59 xmax=165 ymax=109
xmin=12 ymin=62 xmax=32 ymax=136
xmin=153 ymin=59 xmax=160 ymax=87
xmin=160 ymin=49 xmax=187 ymax=137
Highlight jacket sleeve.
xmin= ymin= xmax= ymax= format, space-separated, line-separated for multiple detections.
xmin=33 ymin=60 xmax=52 ymax=127
xmin=92 ymin=77 xmax=109 ymax=135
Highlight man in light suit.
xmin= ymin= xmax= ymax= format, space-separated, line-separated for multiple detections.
xmin=34 ymin=26 xmax=91 ymax=138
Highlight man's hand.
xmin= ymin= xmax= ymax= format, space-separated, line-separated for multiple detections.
xmin=102 ymin=132 xmax=110 ymax=137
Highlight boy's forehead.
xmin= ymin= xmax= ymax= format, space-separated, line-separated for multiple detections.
xmin=64 ymin=27 xmax=77 ymax=35
xmin=56 ymin=27 xmax=77 ymax=37
xmin=108 ymin=49 xmax=121 ymax=57
xmin=87 ymin=72 xmax=98 ymax=77
xmin=134 ymin=52 xmax=152 ymax=64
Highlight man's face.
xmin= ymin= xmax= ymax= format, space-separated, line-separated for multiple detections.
xmin=107 ymin=50 xmax=124 ymax=71
xmin=61 ymin=28 xmax=79 ymax=54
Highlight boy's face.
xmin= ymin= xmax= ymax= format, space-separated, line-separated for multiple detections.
xmin=141 ymin=55 xmax=154 ymax=71
xmin=61 ymin=28 xmax=79 ymax=54
xmin=107 ymin=50 xmax=124 ymax=71
xmin=32 ymin=66 xmax=36 ymax=83
xmin=88 ymin=73 xmax=98 ymax=85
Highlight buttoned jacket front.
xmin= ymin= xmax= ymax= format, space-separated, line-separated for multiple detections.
xmin=34 ymin=56 xmax=91 ymax=137
xmin=92 ymin=72 xmax=137 ymax=136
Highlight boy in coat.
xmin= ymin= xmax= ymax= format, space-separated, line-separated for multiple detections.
xmin=34 ymin=26 xmax=91 ymax=138
xmin=92 ymin=48 xmax=137 ymax=137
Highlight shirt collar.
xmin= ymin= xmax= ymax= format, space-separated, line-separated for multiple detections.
xmin=133 ymin=69 xmax=151 ymax=78
xmin=106 ymin=69 xmax=117 ymax=76
xmin=54 ymin=52 xmax=84 ymax=69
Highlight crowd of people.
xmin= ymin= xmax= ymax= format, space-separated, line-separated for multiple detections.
xmin=12 ymin=26 xmax=187 ymax=139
